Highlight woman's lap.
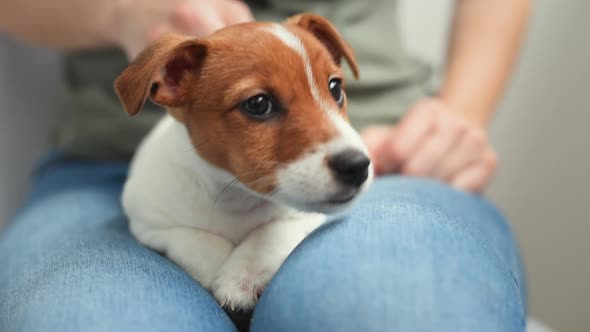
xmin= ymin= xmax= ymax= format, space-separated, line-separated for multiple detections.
xmin=0 ymin=156 xmax=526 ymax=332
xmin=252 ymin=177 xmax=526 ymax=332
xmin=0 ymin=157 xmax=236 ymax=332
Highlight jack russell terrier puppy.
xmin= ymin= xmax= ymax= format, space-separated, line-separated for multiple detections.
xmin=114 ymin=13 xmax=373 ymax=311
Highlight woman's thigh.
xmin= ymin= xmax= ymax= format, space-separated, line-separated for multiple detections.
xmin=0 ymin=156 xmax=236 ymax=332
xmin=252 ymin=176 xmax=527 ymax=332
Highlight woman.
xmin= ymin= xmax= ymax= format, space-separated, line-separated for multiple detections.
xmin=0 ymin=0 xmax=530 ymax=331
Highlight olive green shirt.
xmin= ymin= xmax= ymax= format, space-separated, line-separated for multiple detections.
xmin=53 ymin=0 xmax=432 ymax=161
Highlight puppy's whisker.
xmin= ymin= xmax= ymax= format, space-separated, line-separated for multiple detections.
xmin=242 ymin=175 xmax=277 ymax=188
xmin=212 ymin=177 xmax=240 ymax=212
xmin=193 ymin=140 xmax=209 ymax=149
xmin=185 ymin=140 xmax=209 ymax=154
xmin=238 ymin=172 xmax=277 ymax=188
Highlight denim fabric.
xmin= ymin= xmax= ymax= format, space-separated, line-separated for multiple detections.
xmin=0 ymin=155 xmax=526 ymax=332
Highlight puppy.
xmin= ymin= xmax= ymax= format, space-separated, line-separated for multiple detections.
xmin=114 ymin=13 xmax=373 ymax=311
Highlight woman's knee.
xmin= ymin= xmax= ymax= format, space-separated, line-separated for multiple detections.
xmin=251 ymin=176 xmax=526 ymax=332
xmin=356 ymin=176 xmax=505 ymax=227
xmin=0 ymin=162 xmax=235 ymax=331
xmin=364 ymin=177 xmax=525 ymax=290
xmin=352 ymin=176 xmax=524 ymax=283
xmin=1 ymin=230 xmax=235 ymax=332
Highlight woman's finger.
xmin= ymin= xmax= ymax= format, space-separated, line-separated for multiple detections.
xmin=173 ymin=2 xmax=225 ymax=36
xmin=221 ymin=0 xmax=255 ymax=25
xmin=449 ymin=151 xmax=498 ymax=192
xmin=146 ymin=22 xmax=175 ymax=42
xmin=434 ymin=126 xmax=489 ymax=181
xmin=381 ymin=103 xmax=436 ymax=173
xmin=361 ymin=126 xmax=395 ymax=175
xmin=401 ymin=112 xmax=464 ymax=177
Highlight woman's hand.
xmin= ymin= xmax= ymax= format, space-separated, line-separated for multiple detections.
xmin=114 ymin=0 xmax=253 ymax=59
xmin=360 ymin=0 xmax=529 ymax=193
xmin=362 ymin=98 xmax=498 ymax=192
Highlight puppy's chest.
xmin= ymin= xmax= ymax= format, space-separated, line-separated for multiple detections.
xmin=194 ymin=207 xmax=279 ymax=244
xmin=169 ymin=183 xmax=284 ymax=243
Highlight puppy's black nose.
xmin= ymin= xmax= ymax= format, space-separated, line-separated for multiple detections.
xmin=328 ymin=149 xmax=370 ymax=187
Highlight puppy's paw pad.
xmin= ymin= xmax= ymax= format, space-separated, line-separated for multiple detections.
xmin=210 ymin=268 xmax=273 ymax=311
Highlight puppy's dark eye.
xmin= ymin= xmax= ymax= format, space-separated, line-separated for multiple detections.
xmin=240 ymin=94 xmax=273 ymax=119
xmin=329 ymin=78 xmax=344 ymax=106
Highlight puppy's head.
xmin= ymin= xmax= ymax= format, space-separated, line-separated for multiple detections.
xmin=115 ymin=13 xmax=372 ymax=214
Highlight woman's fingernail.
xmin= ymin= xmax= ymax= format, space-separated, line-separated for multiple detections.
xmin=173 ymin=4 xmax=197 ymax=29
xmin=147 ymin=23 xmax=168 ymax=41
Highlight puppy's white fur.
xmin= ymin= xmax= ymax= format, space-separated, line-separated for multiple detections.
xmin=123 ymin=25 xmax=372 ymax=310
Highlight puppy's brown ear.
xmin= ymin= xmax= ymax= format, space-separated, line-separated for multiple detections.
xmin=114 ymin=33 xmax=208 ymax=118
xmin=286 ymin=13 xmax=359 ymax=79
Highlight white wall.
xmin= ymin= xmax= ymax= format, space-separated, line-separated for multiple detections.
xmin=489 ymin=2 xmax=590 ymax=331
xmin=400 ymin=1 xmax=590 ymax=331
xmin=0 ymin=36 xmax=61 ymax=224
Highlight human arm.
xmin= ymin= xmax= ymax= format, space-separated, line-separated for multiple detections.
xmin=0 ymin=0 xmax=253 ymax=59
xmin=363 ymin=0 xmax=531 ymax=192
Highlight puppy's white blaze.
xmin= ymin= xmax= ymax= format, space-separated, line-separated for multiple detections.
xmin=261 ymin=25 xmax=335 ymax=115
xmin=326 ymin=110 xmax=368 ymax=154
xmin=262 ymin=24 xmax=362 ymax=145
xmin=262 ymin=24 xmax=371 ymax=210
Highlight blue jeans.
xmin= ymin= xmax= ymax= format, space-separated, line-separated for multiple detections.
xmin=0 ymin=154 xmax=527 ymax=332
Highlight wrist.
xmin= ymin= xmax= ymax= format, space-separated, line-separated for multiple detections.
xmin=437 ymin=94 xmax=493 ymax=129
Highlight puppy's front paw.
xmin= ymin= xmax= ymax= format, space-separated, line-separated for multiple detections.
xmin=210 ymin=266 xmax=274 ymax=311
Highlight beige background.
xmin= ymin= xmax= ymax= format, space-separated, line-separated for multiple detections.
xmin=400 ymin=1 xmax=590 ymax=331
xmin=1 ymin=1 xmax=588 ymax=331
